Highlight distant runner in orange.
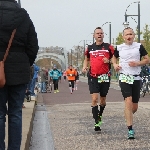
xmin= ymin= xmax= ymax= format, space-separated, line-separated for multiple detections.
xmin=66 ymin=65 xmax=77 ymax=94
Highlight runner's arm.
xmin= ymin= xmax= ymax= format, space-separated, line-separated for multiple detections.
xmin=138 ymin=44 xmax=149 ymax=66
xmin=83 ymin=56 xmax=89 ymax=69
xmin=109 ymin=45 xmax=115 ymax=64
xmin=83 ymin=47 xmax=90 ymax=71
xmin=112 ymin=47 xmax=119 ymax=65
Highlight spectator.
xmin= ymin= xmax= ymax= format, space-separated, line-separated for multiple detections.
xmin=40 ymin=67 xmax=47 ymax=93
xmin=0 ymin=0 xmax=38 ymax=149
xmin=140 ymin=65 xmax=150 ymax=77
xmin=30 ymin=63 xmax=40 ymax=96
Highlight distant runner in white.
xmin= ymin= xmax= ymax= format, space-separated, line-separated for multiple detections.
xmin=112 ymin=27 xmax=149 ymax=139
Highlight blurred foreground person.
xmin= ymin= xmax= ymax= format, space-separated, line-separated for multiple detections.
xmin=0 ymin=0 xmax=38 ymax=149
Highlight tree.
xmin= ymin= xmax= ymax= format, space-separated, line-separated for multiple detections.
xmin=142 ymin=24 xmax=150 ymax=56
xmin=115 ymin=32 xmax=124 ymax=45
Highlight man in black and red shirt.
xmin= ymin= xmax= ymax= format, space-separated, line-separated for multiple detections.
xmin=82 ymin=27 xmax=114 ymax=131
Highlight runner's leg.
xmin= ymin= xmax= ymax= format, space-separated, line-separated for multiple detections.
xmin=68 ymin=80 xmax=72 ymax=93
xmin=90 ymin=77 xmax=101 ymax=131
xmin=120 ymin=81 xmax=135 ymax=139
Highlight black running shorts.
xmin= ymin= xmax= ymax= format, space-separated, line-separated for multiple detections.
xmin=88 ymin=78 xmax=93 ymax=94
xmin=89 ymin=77 xmax=110 ymax=97
xmin=68 ymin=80 xmax=75 ymax=88
xmin=119 ymin=80 xmax=141 ymax=103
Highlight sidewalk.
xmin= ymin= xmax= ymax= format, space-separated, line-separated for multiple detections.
xmin=5 ymin=99 xmax=36 ymax=150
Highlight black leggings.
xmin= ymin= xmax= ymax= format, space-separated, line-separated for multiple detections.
xmin=53 ymin=79 xmax=58 ymax=90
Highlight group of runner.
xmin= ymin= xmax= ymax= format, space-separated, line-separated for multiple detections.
xmin=82 ymin=26 xmax=149 ymax=139
xmin=48 ymin=65 xmax=79 ymax=94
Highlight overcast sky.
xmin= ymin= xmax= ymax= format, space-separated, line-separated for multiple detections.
xmin=21 ymin=0 xmax=150 ymax=51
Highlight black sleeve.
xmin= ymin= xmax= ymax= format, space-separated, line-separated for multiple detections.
xmin=113 ymin=47 xmax=119 ymax=58
xmin=25 ymin=14 xmax=39 ymax=66
xmin=139 ymin=44 xmax=148 ymax=57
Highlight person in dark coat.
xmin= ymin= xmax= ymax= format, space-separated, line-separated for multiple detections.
xmin=0 ymin=0 xmax=39 ymax=149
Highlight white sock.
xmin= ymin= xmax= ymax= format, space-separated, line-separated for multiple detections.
xmin=69 ymin=87 xmax=72 ymax=93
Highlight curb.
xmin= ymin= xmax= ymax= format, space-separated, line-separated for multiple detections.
xmin=29 ymin=94 xmax=55 ymax=150
xmin=24 ymin=99 xmax=36 ymax=150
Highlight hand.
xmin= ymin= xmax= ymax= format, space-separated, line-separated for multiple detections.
xmin=113 ymin=63 xmax=122 ymax=72
xmin=103 ymin=57 xmax=109 ymax=63
xmin=82 ymin=67 xmax=87 ymax=73
xmin=128 ymin=61 xmax=140 ymax=67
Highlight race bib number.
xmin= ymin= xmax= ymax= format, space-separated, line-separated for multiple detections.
xmin=98 ymin=74 xmax=109 ymax=83
xmin=119 ymin=74 xmax=134 ymax=84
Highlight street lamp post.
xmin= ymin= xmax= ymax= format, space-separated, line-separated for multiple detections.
xmin=102 ymin=22 xmax=111 ymax=44
xmin=85 ymin=40 xmax=92 ymax=45
xmin=123 ymin=1 xmax=140 ymax=43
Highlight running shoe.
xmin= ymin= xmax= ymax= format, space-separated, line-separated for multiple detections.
xmin=98 ymin=115 xmax=102 ymax=126
xmin=128 ymin=129 xmax=135 ymax=139
xmin=94 ymin=121 xmax=101 ymax=131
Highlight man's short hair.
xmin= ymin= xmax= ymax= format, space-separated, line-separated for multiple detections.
xmin=123 ymin=27 xmax=134 ymax=34
xmin=94 ymin=27 xmax=102 ymax=33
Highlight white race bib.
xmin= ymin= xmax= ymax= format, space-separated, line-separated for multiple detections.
xmin=98 ymin=74 xmax=109 ymax=83
xmin=119 ymin=74 xmax=134 ymax=84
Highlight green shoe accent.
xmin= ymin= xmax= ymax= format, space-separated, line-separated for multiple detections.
xmin=94 ymin=122 xmax=101 ymax=131
xmin=95 ymin=123 xmax=100 ymax=127
xmin=98 ymin=116 xmax=102 ymax=126
xmin=56 ymin=90 xmax=59 ymax=92
xmin=54 ymin=91 xmax=56 ymax=93
xmin=128 ymin=129 xmax=135 ymax=139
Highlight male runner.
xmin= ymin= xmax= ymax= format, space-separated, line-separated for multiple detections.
xmin=66 ymin=65 xmax=77 ymax=94
xmin=82 ymin=27 xmax=114 ymax=131
xmin=112 ymin=27 xmax=149 ymax=139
